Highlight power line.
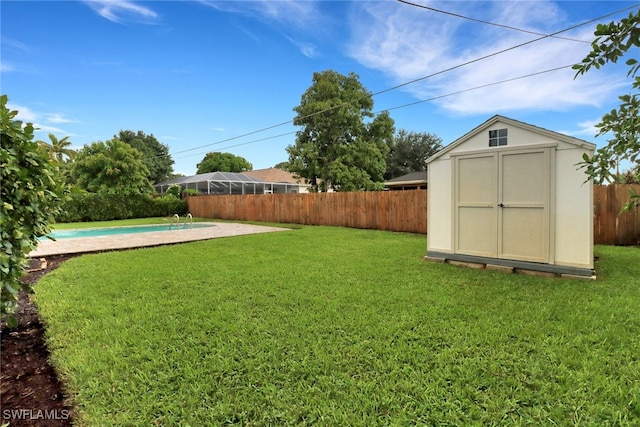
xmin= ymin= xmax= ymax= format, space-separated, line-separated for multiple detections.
xmin=171 ymin=131 xmax=297 ymax=161
xmin=171 ymin=65 xmax=575 ymax=161
xmin=379 ymin=64 xmax=574 ymax=113
xmin=150 ymin=3 xmax=639 ymax=162
xmin=160 ymin=118 xmax=295 ymax=158
xmin=397 ymin=0 xmax=590 ymax=44
xmin=370 ymin=3 xmax=640 ymax=98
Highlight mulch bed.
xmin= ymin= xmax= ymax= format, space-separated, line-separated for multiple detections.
xmin=1 ymin=255 xmax=77 ymax=426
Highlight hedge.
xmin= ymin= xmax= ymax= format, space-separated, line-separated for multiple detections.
xmin=55 ymin=193 xmax=188 ymax=223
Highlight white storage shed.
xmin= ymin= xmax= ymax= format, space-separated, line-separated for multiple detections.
xmin=426 ymin=115 xmax=596 ymax=278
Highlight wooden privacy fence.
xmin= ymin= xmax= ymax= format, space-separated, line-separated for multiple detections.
xmin=593 ymin=184 xmax=640 ymax=245
xmin=188 ymin=190 xmax=428 ymax=234
xmin=187 ymin=185 xmax=640 ymax=245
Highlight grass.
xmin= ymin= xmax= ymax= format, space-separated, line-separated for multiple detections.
xmin=34 ymin=224 xmax=640 ymax=426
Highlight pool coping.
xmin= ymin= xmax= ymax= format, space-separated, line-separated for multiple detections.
xmin=29 ymin=222 xmax=291 ymax=257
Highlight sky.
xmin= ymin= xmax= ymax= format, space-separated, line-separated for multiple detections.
xmin=2 ymin=0 xmax=638 ymax=177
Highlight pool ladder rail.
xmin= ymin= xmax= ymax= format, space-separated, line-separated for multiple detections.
xmin=169 ymin=213 xmax=193 ymax=230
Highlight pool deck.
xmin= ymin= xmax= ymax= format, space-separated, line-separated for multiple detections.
xmin=29 ymin=222 xmax=290 ymax=257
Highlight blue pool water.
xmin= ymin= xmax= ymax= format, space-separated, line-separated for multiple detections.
xmin=44 ymin=223 xmax=215 ymax=240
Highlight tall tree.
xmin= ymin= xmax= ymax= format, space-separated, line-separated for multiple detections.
xmin=385 ymin=130 xmax=443 ymax=179
xmin=117 ymin=130 xmax=174 ymax=184
xmin=273 ymin=161 xmax=291 ymax=171
xmin=43 ymin=133 xmax=75 ymax=163
xmin=72 ymin=139 xmax=153 ymax=195
xmin=196 ymin=151 xmax=253 ymax=174
xmin=573 ymin=9 xmax=640 ymax=209
xmin=40 ymin=133 xmax=76 ymax=186
xmin=614 ymin=162 xmax=640 ymax=184
xmin=287 ymin=70 xmax=395 ymax=192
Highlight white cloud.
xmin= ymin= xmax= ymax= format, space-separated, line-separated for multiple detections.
xmin=197 ymin=0 xmax=319 ymax=29
xmin=346 ymin=1 xmax=623 ymax=115
xmin=286 ymin=37 xmax=317 ymax=59
xmin=7 ymin=103 xmax=38 ymax=123
xmin=197 ymin=0 xmax=323 ymax=57
xmin=558 ymin=118 xmax=604 ymax=139
xmin=575 ymin=119 xmax=602 ymax=136
xmin=82 ymin=0 xmax=159 ymax=24
xmin=2 ymin=39 xmax=37 ymax=74
xmin=490 ymin=0 xmax=565 ymax=33
xmin=347 ymin=1 xmax=459 ymax=82
xmin=1 ymin=37 xmax=31 ymax=53
xmin=33 ymin=124 xmax=69 ymax=135
xmin=45 ymin=113 xmax=79 ymax=124
xmin=7 ymin=103 xmax=77 ymax=136
xmin=426 ymin=33 xmax=621 ymax=114
xmin=0 ymin=62 xmax=15 ymax=73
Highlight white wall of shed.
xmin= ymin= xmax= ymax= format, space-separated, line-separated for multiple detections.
xmin=553 ymin=146 xmax=594 ymax=269
xmin=427 ymin=159 xmax=453 ymax=253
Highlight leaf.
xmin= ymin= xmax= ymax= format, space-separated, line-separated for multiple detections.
xmin=5 ymin=314 xmax=18 ymax=329
xmin=1 ymin=96 xmax=67 ymax=320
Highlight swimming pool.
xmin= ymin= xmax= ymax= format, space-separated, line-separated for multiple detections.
xmin=44 ymin=223 xmax=215 ymax=240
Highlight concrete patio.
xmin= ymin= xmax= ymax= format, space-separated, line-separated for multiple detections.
xmin=30 ymin=222 xmax=290 ymax=257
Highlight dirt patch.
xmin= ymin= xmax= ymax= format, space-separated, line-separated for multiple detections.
xmin=1 ymin=255 xmax=76 ymax=426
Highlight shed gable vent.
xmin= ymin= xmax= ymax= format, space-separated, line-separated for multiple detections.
xmin=489 ymin=128 xmax=508 ymax=147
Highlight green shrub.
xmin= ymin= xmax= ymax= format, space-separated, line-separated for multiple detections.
xmin=165 ymin=184 xmax=181 ymax=199
xmin=1 ymin=95 xmax=65 ymax=327
xmin=182 ymin=188 xmax=200 ymax=197
xmin=55 ymin=193 xmax=187 ymax=223
xmin=149 ymin=195 xmax=187 ymax=217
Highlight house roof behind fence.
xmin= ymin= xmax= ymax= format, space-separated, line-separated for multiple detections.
xmin=156 ymin=171 xmax=265 ymax=187
xmin=386 ymin=171 xmax=427 ymax=184
xmin=244 ymin=168 xmax=303 ymax=184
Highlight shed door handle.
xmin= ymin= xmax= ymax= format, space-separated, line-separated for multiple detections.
xmin=498 ymin=203 xmax=505 ymax=208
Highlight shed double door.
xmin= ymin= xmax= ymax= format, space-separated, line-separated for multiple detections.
xmin=454 ymin=148 xmax=551 ymax=263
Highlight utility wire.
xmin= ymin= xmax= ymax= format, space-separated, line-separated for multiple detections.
xmin=379 ymin=64 xmax=574 ymax=113
xmin=171 ymin=64 xmax=574 ymax=161
xmin=397 ymin=0 xmax=590 ymax=44
xmin=149 ymin=3 xmax=639 ymax=162
xmin=158 ymin=119 xmax=295 ymax=157
xmin=370 ymin=2 xmax=640 ymax=98
xmin=171 ymin=131 xmax=297 ymax=161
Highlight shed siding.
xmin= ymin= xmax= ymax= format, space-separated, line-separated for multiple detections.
xmin=442 ymin=124 xmax=559 ymax=156
xmin=427 ymin=159 xmax=452 ymax=252
xmin=554 ymin=147 xmax=594 ymax=269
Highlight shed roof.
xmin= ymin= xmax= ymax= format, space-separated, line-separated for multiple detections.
xmin=427 ymin=115 xmax=596 ymax=164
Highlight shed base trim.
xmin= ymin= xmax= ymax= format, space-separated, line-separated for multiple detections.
xmin=426 ymin=251 xmax=595 ymax=278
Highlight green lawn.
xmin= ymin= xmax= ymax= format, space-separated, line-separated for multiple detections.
xmin=34 ymin=224 xmax=640 ymax=426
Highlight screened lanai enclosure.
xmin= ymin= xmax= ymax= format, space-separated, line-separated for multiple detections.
xmin=155 ymin=172 xmax=305 ymax=195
